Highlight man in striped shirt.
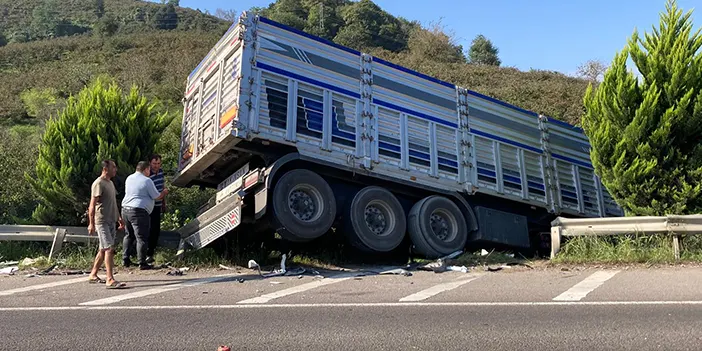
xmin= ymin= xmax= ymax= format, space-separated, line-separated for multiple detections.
xmin=146 ymin=154 xmax=167 ymax=264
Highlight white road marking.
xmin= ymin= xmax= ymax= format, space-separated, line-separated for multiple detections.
xmin=79 ymin=274 xmax=238 ymax=306
xmin=399 ymin=274 xmax=483 ymax=302
xmin=0 ymin=277 xmax=88 ymax=297
xmin=237 ymin=274 xmax=354 ymax=304
xmin=4 ymin=300 xmax=702 ymax=312
xmin=553 ymin=270 xmax=620 ymax=301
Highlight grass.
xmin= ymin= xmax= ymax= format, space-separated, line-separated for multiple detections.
xmin=553 ymin=234 xmax=702 ymax=264
xmin=6 ymin=233 xmax=702 ymax=273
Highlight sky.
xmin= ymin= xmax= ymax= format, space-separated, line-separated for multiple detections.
xmin=177 ymin=0 xmax=700 ymax=76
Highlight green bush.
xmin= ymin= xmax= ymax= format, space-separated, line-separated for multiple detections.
xmin=582 ymin=0 xmax=702 ymax=216
xmin=27 ymin=76 xmax=174 ymax=225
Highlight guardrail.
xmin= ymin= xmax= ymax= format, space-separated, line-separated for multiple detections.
xmin=0 ymin=225 xmax=180 ymax=260
xmin=550 ymin=215 xmax=702 ymax=260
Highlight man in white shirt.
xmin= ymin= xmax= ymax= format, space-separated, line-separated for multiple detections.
xmin=121 ymin=161 xmax=168 ymax=270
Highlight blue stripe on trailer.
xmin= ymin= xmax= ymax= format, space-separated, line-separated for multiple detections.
xmin=257 ymin=62 xmax=361 ymax=99
xmin=546 ymin=117 xmax=585 ymax=133
xmin=469 ymin=128 xmax=543 ymax=154
xmin=258 ymin=17 xmax=361 ymax=57
xmin=257 ymin=63 xmax=550 ymax=158
xmin=552 ymin=153 xmax=593 ymax=169
xmin=372 ymin=98 xmax=458 ymax=129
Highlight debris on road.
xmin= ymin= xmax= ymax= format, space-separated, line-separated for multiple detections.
xmin=248 ymin=259 xmax=262 ymax=276
xmin=379 ymin=268 xmax=412 ymax=276
xmin=166 ymin=270 xmax=184 ymax=276
xmin=0 ymin=266 xmax=18 ymax=275
xmin=447 ymin=265 xmax=469 ymax=273
xmin=217 ymin=346 xmax=231 ymax=351
xmin=218 ymin=264 xmax=233 ymax=270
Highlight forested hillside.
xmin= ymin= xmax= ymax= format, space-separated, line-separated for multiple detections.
xmin=0 ymin=0 xmax=592 ymax=225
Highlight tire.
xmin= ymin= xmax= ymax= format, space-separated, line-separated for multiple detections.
xmin=271 ymin=169 xmax=337 ymax=242
xmin=408 ymin=195 xmax=468 ymax=258
xmin=345 ymin=186 xmax=406 ymax=253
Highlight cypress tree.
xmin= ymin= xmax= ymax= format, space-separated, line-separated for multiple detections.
xmin=582 ymin=0 xmax=702 ymax=216
xmin=27 ymin=77 xmax=174 ymax=225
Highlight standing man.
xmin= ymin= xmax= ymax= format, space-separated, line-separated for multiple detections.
xmin=87 ymin=159 xmax=127 ymax=289
xmin=147 ymin=154 xmax=166 ymax=264
xmin=121 ymin=161 xmax=168 ymax=270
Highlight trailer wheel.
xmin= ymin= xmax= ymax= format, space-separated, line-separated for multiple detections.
xmin=408 ymin=195 xmax=468 ymax=258
xmin=271 ymin=169 xmax=336 ymax=242
xmin=345 ymin=186 xmax=406 ymax=253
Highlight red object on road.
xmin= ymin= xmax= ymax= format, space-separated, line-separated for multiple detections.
xmin=217 ymin=346 xmax=231 ymax=351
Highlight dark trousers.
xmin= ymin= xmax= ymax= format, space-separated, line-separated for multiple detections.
xmin=147 ymin=205 xmax=162 ymax=257
xmin=122 ymin=207 xmax=150 ymax=265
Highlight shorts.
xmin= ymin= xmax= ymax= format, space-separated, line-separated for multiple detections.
xmin=96 ymin=222 xmax=117 ymax=249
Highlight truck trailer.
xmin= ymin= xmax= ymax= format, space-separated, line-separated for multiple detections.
xmin=172 ymin=12 xmax=623 ymax=258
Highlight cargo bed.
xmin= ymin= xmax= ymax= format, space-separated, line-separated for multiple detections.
xmin=173 ymin=12 xmax=623 ymax=225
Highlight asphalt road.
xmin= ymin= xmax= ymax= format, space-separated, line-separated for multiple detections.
xmin=2 ymin=264 xmax=702 ymax=350
xmin=4 ymin=305 xmax=702 ymax=350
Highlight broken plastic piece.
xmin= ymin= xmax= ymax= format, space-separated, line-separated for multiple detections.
xmin=440 ymin=250 xmax=463 ymax=260
xmin=0 ymin=266 xmax=18 ymax=275
xmin=379 ymin=268 xmax=412 ymax=276
xmin=446 ymin=265 xmax=469 ymax=273
xmin=248 ymin=260 xmax=262 ymax=276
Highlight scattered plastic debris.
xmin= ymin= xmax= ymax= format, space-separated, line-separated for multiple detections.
xmin=248 ymin=259 xmax=262 ymax=276
xmin=270 ymin=281 xmax=283 ymax=285
xmin=219 ymin=264 xmax=233 ymax=270
xmin=441 ymin=250 xmax=464 ymax=260
xmin=0 ymin=261 xmax=19 ymax=267
xmin=418 ymin=259 xmax=448 ymax=273
xmin=447 ymin=265 xmax=469 ymax=273
xmin=480 ymin=249 xmax=489 ymax=256
xmin=379 ymin=268 xmax=412 ymax=276
xmin=0 ymin=266 xmax=18 ymax=275
xmin=166 ymin=270 xmax=184 ymax=276
xmin=236 ymin=278 xmax=245 ymax=283
xmin=25 ymin=273 xmax=37 ymax=278
xmin=218 ymin=346 xmax=231 ymax=351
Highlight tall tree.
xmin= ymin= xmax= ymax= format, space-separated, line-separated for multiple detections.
xmin=577 ymin=59 xmax=608 ymax=82
xmin=468 ymin=34 xmax=501 ymax=66
xmin=582 ymin=0 xmax=702 ymax=216
xmin=334 ymin=0 xmax=407 ymax=52
xmin=214 ymin=8 xmax=238 ymax=22
xmin=26 ymin=77 xmax=174 ymax=225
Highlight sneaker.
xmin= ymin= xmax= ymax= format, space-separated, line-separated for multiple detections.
xmin=145 ymin=256 xmax=155 ymax=264
xmin=122 ymin=259 xmax=134 ymax=267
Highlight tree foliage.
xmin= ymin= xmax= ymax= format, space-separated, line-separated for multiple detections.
xmin=577 ymin=59 xmax=608 ymax=82
xmin=582 ymin=0 xmax=702 ymax=216
xmin=0 ymin=126 xmax=41 ymax=224
xmin=468 ymin=34 xmax=501 ymax=66
xmin=153 ymin=3 xmax=178 ymax=30
xmin=26 ymin=77 xmax=174 ymax=225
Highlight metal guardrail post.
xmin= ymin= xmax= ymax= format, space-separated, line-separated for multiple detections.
xmin=550 ymin=225 xmax=562 ymax=259
xmin=49 ymin=228 xmax=67 ymax=260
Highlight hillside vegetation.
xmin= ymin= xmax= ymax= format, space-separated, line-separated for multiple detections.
xmin=0 ymin=0 xmax=592 ymax=225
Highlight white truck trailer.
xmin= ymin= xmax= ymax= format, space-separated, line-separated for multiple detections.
xmin=172 ymin=12 xmax=623 ymax=258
